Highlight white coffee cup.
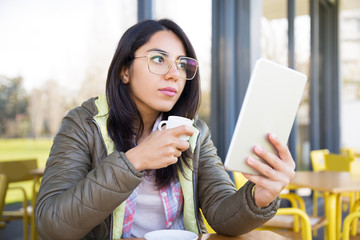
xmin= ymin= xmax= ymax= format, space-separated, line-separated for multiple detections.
xmin=157 ymin=116 xmax=193 ymax=141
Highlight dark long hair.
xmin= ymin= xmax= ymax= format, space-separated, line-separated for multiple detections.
xmin=106 ymin=19 xmax=201 ymax=188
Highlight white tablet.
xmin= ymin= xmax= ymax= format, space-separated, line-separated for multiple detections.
xmin=224 ymin=58 xmax=307 ymax=175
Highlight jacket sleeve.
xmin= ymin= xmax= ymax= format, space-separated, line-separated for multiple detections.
xmin=34 ymin=107 xmax=143 ymax=240
xmin=195 ymin=119 xmax=280 ymax=236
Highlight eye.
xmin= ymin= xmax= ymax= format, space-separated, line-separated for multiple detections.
xmin=177 ymin=60 xmax=187 ymax=70
xmin=150 ymin=54 xmax=165 ymax=64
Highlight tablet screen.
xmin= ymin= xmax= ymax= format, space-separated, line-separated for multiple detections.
xmin=224 ymin=58 xmax=307 ymax=175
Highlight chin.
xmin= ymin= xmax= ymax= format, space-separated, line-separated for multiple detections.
xmin=157 ymin=104 xmax=176 ymax=112
xmin=158 ymin=107 xmax=174 ymax=112
xmin=154 ymin=99 xmax=179 ymax=113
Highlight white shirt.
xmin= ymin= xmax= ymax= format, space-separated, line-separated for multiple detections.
xmin=130 ymin=173 xmax=166 ymax=237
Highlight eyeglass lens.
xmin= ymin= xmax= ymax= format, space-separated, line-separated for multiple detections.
xmin=148 ymin=52 xmax=197 ymax=80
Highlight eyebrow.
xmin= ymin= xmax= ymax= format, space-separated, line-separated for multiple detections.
xmin=146 ymin=48 xmax=186 ymax=58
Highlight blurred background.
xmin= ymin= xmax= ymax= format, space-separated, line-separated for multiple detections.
xmin=0 ymin=0 xmax=360 ymax=238
xmin=1 ymin=0 xmax=359 ymax=168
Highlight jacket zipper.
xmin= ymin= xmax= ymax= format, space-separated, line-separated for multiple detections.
xmin=91 ymin=119 xmax=107 ymax=154
xmin=192 ymin=135 xmax=202 ymax=233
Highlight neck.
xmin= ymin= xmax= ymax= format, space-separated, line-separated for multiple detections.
xmin=142 ymin=112 xmax=159 ymax=132
xmin=136 ymin=111 xmax=160 ymax=143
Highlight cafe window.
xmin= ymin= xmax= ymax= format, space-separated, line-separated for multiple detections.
xmin=0 ymin=0 xmax=137 ymax=138
xmin=262 ymin=0 xmax=311 ymax=170
xmin=154 ymin=0 xmax=212 ymax=124
xmin=340 ymin=1 xmax=360 ymax=150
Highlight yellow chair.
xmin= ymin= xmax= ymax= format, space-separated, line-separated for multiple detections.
xmin=342 ymin=199 xmax=360 ymax=239
xmin=310 ymin=149 xmax=329 ymax=226
xmin=201 ymin=209 xmax=216 ymax=234
xmin=0 ymin=174 xmax=9 ymax=231
xmin=324 ymin=153 xmax=360 ymax=238
xmin=324 ymin=153 xmax=360 ymax=206
xmin=232 ymin=171 xmax=326 ymax=239
xmin=310 ymin=149 xmax=329 ymax=172
xmin=342 ymin=211 xmax=360 ymax=240
xmin=0 ymin=159 xmax=39 ymax=240
xmin=311 ymin=150 xmax=360 ymax=237
xmin=263 ymin=192 xmax=327 ymax=239
xmin=341 ymin=147 xmax=360 ymax=159
xmin=232 ymin=171 xmax=248 ymax=189
xmin=261 ymin=208 xmax=313 ymax=240
xmin=324 ymin=153 xmax=359 ymax=172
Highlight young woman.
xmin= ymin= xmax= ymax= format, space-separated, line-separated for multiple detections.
xmin=35 ymin=19 xmax=295 ymax=240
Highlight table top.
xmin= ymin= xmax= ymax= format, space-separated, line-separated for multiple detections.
xmin=118 ymin=231 xmax=290 ymax=240
xmin=290 ymin=171 xmax=360 ymax=193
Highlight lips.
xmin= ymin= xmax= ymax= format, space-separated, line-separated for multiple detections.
xmin=159 ymin=87 xmax=177 ymax=97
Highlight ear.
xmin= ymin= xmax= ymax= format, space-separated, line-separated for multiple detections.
xmin=120 ymin=66 xmax=130 ymax=84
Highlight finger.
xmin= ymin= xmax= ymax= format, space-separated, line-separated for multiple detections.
xmin=160 ymin=139 xmax=188 ymax=158
xmin=165 ymin=156 xmax=179 ymax=168
xmin=176 ymin=139 xmax=190 ymax=152
xmin=246 ymin=150 xmax=294 ymax=182
xmin=252 ymin=146 xmax=287 ymax=172
xmin=243 ymin=173 xmax=266 ymax=187
xmin=169 ymin=125 xmax=194 ymax=138
xmin=267 ymin=133 xmax=293 ymax=165
xmin=244 ymin=171 xmax=287 ymax=193
xmin=247 ymin=151 xmax=295 ymax=186
xmin=174 ymin=150 xmax=182 ymax=158
xmin=246 ymin=156 xmax=279 ymax=180
xmin=243 ymin=173 xmax=278 ymax=192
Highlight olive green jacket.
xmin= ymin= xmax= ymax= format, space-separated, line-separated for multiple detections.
xmin=35 ymin=96 xmax=280 ymax=240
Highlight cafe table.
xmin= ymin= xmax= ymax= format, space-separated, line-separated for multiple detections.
xmin=289 ymin=171 xmax=360 ymax=240
xmin=118 ymin=230 xmax=290 ymax=240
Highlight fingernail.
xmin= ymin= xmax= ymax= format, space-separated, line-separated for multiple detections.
xmin=255 ymin=145 xmax=263 ymax=153
xmin=247 ymin=156 xmax=255 ymax=164
xmin=269 ymin=133 xmax=277 ymax=140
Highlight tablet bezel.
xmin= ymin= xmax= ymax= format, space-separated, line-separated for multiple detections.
xmin=223 ymin=58 xmax=307 ymax=175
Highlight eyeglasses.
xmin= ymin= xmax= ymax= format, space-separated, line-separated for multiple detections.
xmin=134 ymin=51 xmax=198 ymax=80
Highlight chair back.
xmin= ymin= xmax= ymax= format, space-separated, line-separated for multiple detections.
xmin=0 ymin=159 xmax=38 ymax=183
xmin=340 ymin=147 xmax=358 ymax=159
xmin=232 ymin=172 xmax=247 ymax=189
xmin=0 ymin=174 xmax=8 ymax=215
xmin=324 ymin=153 xmax=355 ymax=172
xmin=310 ymin=149 xmax=329 ymax=172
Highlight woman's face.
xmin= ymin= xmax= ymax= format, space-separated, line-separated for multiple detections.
xmin=123 ymin=30 xmax=187 ymax=117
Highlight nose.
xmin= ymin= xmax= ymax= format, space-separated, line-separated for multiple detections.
xmin=164 ymin=62 xmax=180 ymax=81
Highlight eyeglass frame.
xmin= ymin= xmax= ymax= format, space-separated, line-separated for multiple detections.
xmin=133 ymin=50 xmax=199 ymax=80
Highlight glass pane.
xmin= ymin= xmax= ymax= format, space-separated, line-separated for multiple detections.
xmin=262 ymin=0 xmax=311 ymax=170
xmin=295 ymin=1 xmax=311 ymax=170
xmin=340 ymin=0 xmax=360 ymax=150
xmin=154 ymin=0 xmax=212 ymax=124
xmin=262 ymin=0 xmax=288 ymax=65
xmin=0 ymin=0 xmax=137 ymax=137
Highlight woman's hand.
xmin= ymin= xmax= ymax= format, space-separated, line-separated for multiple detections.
xmin=125 ymin=125 xmax=194 ymax=171
xmin=242 ymin=133 xmax=296 ymax=208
